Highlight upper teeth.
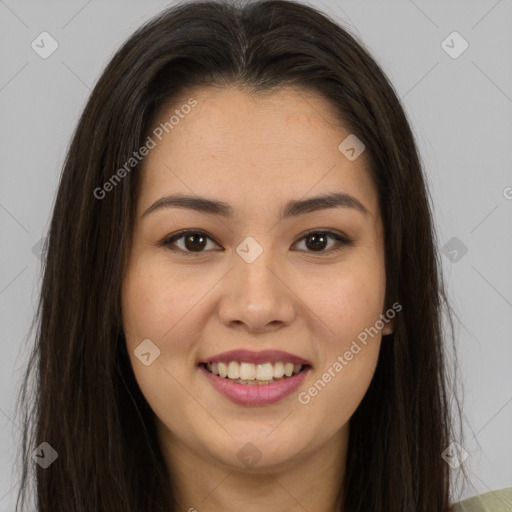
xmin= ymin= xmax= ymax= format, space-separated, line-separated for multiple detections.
xmin=206 ymin=361 xmax=303 ymax=380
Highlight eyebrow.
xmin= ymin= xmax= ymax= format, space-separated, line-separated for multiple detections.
xmin=142 ymin=192 xmax=369 ymax=220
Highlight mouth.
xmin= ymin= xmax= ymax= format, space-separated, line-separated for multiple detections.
xmin=198 ymin=351 xmax=312 ymax=406
xmin=199 ymin=361 xmax=311 ymax=385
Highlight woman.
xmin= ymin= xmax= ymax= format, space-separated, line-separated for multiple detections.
xmin=16 ymin=0 xmax=508 ymax=510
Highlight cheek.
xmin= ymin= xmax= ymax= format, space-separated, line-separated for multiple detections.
xmin=300 ymin=341 xmax=381 ymax=436
xmin=121 ymin=265 xmax=196 ymax=430
xmin=299 ymin=271 xmax=384 ymax=426
xmin=122 ymin=256 xmax=208 ymax=345
xmin=296 ymin=258 xmax=384 ymax=418
xmin=301 ymin=258 xmax=386 ymax=346
xmin=121 ymin=259 xmax=197 ymax=394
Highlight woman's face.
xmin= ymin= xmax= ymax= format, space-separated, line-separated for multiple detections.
xmin=121 ymin=85 xmax=392 ymax=473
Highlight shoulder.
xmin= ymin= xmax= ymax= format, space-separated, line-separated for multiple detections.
xmin=451 ymin=487 xmax=512 ymax=512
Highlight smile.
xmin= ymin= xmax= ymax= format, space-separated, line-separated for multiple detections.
xmin=198 ymin=362 xmax=311 ymax=406
xmin=205 ymin=361 xmax=305 ymax=384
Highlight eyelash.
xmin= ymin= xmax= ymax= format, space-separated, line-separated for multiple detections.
xmin=159 ymin=229 xmax=353 ymax=257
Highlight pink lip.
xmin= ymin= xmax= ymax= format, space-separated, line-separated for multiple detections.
xmin=199 ymin=364 xmax=311 ymax=406
xmin=200 ymin=349 xmax=311 ymax=366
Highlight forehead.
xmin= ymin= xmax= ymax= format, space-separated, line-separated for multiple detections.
xmin=139 ymin=85 xmax=379 ymax=221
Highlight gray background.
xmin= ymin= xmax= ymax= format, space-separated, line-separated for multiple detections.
xmin=1 ymin=0 xmax=511 ymax=509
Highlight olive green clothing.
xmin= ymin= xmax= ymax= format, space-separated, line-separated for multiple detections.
xmin=453 ymin=487 xmax=512 ymax=511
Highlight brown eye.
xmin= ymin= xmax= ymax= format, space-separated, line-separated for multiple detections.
xmin=162 ymin=230 xmax=220 ymax=255
xmin=182 ymin=233 xmax=208 ymax=252
xmin=304 ymin=232 xmax=329 ymax=251
xmin=161 ymin=229 xmax=352 ymax=257
xmin=294 ymin=230 xmax=353 ymax=253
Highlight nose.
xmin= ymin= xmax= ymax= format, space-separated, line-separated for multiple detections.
xmin=217 ymin=246 xmax=296 ymax=333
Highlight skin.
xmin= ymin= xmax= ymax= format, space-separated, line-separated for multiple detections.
xmin=121 ymin=85 xmax=394 ymax=512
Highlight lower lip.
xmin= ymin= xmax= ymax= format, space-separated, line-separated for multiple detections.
xmin=198 ymin=364 xmax=310 ymax=406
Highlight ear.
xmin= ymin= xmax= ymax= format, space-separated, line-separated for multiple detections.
xmin=381 ymin=315 xmax=395 ymax=336
xmin=381 ymin=297 xmax=398 ymax=336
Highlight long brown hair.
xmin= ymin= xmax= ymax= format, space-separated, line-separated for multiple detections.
xmin=15 ymin=1 xmax=464 ymax=510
